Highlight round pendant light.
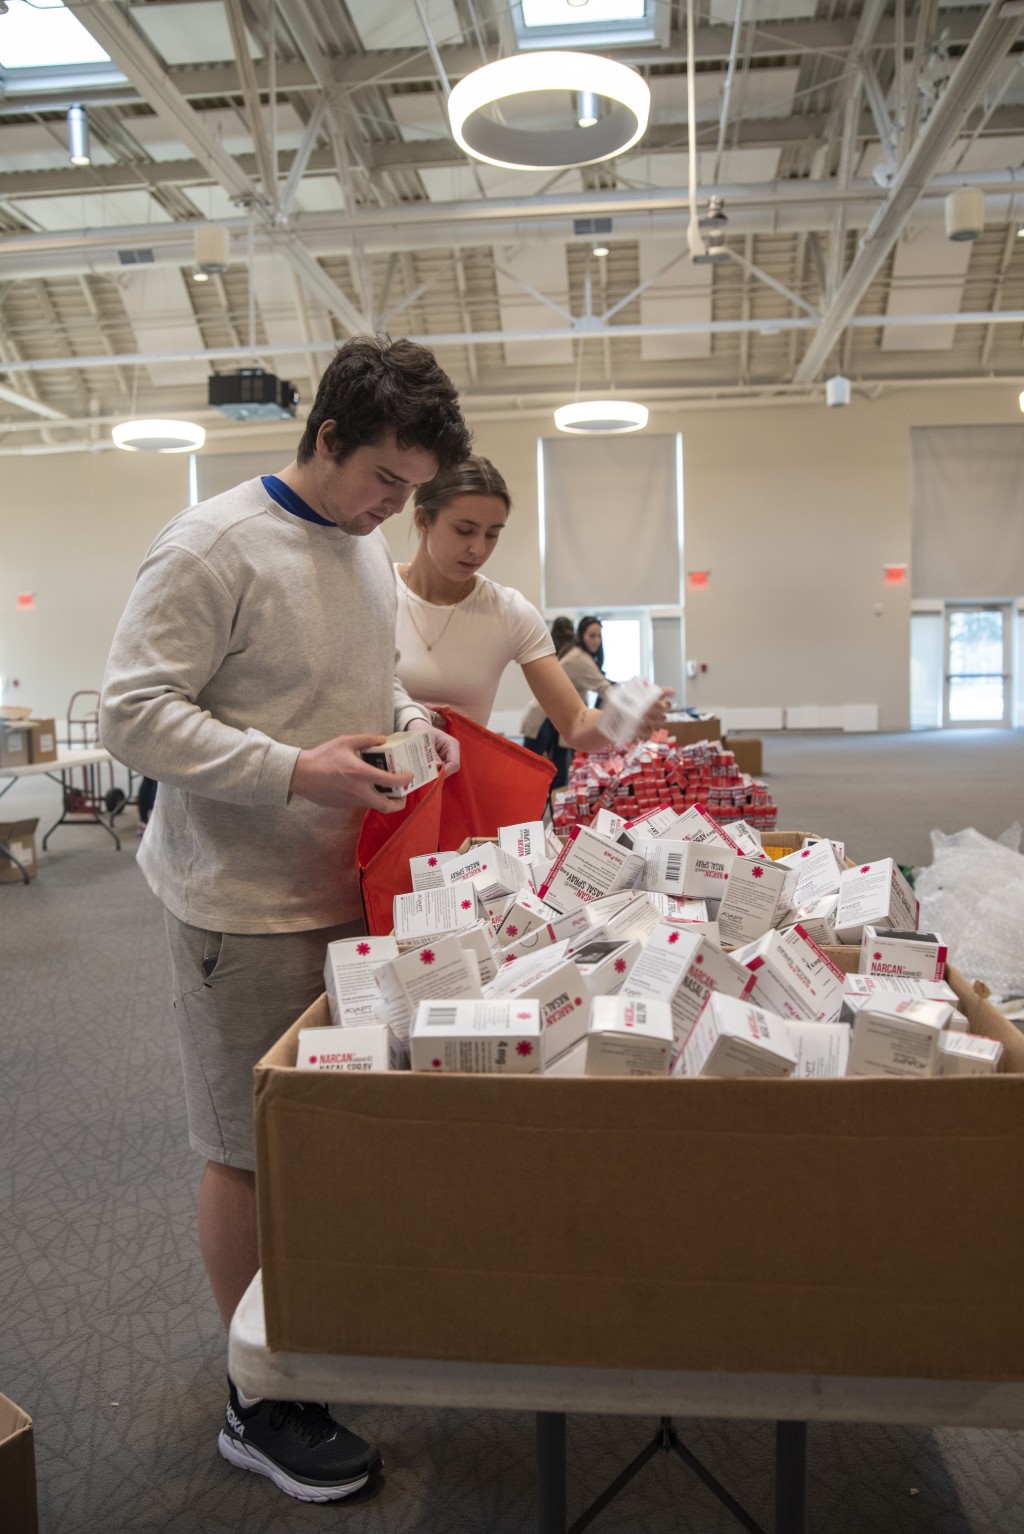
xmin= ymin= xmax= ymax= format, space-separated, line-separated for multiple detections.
xmin=111 ymin=419 xmax=206 ymax=453
xmin=554 ymin=401 xmax=649 ymax=435
xmin=448 ymin=51 xmax=650 ymax=171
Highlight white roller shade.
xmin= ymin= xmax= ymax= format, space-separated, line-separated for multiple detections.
xmin=541 ymin=433 xmax=681 ymax=608
xmin=911 ymin=426 xmax=1024 ymax=599
xmin=194 ymin=451 xmax=280 ymax=504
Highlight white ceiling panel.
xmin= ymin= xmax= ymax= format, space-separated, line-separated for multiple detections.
xmin=128 ymin=2 xmax=262 ymax=67
xmin=290 ymin=177 xmax=346 ymax=215
xmin=422 ymin=164 xmax=583 ymax=200
xmin=710 ymin=0 xmax=816 ymax=19
xmin=495 ymin=243 xmax=572 ymax=366
xmin=346 ymin=0 xmax=462 ymax=52
xmin=128 ymin=104 xmax=309 ymax=164
xmin=0 ymin=123 xmax=115 ymax=173
xmin=388 ymin=92 xmax=447 ymax=144
xmin=639 ymin=237 xmax=712 ymax=360
xmin=619 ymin=147 xmax=781 ymax=188
xmin=118 ymin=266 xmax=208 ymax=387
xmin=186 ymin=185 xmax=241 ymax=222
xmin=8 ymin=188 xmax=174 ymax=232
xmin=882 ymin=227 xmax=973 ymax=351
xmin=649 ymin=67 xmax=800 ymax=126
xmin=938 ymin=135 xmax=1024 ymax=174
xmin=419 ymin=166 xmax=487 ymax=201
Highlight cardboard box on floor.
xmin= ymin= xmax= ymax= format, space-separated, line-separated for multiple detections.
xmin=254 ymin=951 xmax=1024 ymax=1381
xmin=662 ymin=715 xmax=721 ymax=749
xmin=0 ymin=1393 xmax=38 ymax=1534
xmin=0 ymin=820 xmax=39 ymax=883
xmin=725 ymin=736 xmax=763 ymax=776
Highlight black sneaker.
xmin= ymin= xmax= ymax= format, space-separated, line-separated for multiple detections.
xmin=218 ymin=1379 xmax=382 ymax=1502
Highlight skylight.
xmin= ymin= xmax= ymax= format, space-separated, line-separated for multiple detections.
xmin=512 ymin=0 xmax=665 ymax=51
xmin=0 ymin=0 xmax=111 ymax=70
xmin=521 ymin=0 xmax=647 ymax=24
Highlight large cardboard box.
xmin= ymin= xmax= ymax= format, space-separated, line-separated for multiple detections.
xmin=725 ymin=736 xmax=763 ymax=775
xmin=0 ymin=820 xmax=39 ymax=883
xmin=26 ymin=719 xmax=57 ymax=765
xmin=0 ymin=724 xmax=31 ymax=769
xmin=0 ymin=1393 xmax=38 ymax=1534
xmin=254 ymin=957 xmax=1024 ymax=1380
xmin=662 ymin=714 xmax=721 ymax=749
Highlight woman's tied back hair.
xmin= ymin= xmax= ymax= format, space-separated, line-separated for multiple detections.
xmin=297 ymin=335 xmax=472 ymax=471
xmin=413 ymin=454 xmax=511 ymax=526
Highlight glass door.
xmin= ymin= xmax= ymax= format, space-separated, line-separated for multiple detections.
xmin=944 ymin=605 xmax=1012 ymax=727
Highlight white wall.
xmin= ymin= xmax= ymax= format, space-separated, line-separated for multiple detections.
xmin=0 ymin=450 xmax=190 ymax=723
xmin=3 ymin=385 xmax=1020 ymax=732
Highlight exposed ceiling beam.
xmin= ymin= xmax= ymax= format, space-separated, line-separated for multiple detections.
xmin=223 ymin=0 xmax=278 ymax=206
xmin=793 ymin=0 xmax=1024 ymax=385
xmin=3 ymin=307 xmax=1023 ymax=379
xmin=0 ymin=381 xmax=68 ymax=421
xmin=3 ymin=168 xmax=1023 ymax=286
xmin=274 ymin=234 xmax=366 ymax=338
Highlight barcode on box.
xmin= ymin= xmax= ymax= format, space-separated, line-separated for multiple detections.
xmin=666 ymin=854 xmax=682 ymax=880
xmin=425 ymin=1007 xmax=458 ymax=1027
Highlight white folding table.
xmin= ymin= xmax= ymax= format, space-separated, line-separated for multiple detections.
xmin=0 ymin=747 xmax=122 ymax=877
xmin=229 ymin=1271 xmax=1024 ymax=1534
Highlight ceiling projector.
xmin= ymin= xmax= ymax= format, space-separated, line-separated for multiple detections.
xmin=208 ymin=369 xmax=299 ymax=421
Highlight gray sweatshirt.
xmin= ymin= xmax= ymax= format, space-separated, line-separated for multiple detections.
xmin=100 ymin=478 xmax=427 ymax=933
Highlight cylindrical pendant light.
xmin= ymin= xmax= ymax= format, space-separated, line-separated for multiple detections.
xmin=67 ymin=104 xmax=91 ymax=167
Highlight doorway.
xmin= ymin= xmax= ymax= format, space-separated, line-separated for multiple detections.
xmin=944 ymin=604 xmax=1012 ymax=728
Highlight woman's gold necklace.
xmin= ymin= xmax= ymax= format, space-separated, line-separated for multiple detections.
xmin=402 ymin=569 xmax=475 ymax=652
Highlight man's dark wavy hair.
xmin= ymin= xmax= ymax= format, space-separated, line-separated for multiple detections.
xmin=296 ymin=334 xmax=471 ymax=470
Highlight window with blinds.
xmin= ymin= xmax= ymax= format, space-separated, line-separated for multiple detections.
xmin=539 ymin=433 xmax=682 ymax=609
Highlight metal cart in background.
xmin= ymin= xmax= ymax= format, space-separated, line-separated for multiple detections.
xmin=43 ymin=690 xmax=134 ymax=850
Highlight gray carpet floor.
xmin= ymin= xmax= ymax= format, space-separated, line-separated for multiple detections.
xmin=3 ymin=732 xmax=1024 ymax=1532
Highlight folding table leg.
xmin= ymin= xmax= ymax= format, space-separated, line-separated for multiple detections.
xmin=536 ymin=1411 xmax=567 ymax=1534
xmin=775 ymin=1420 xmax=807 ymax=1534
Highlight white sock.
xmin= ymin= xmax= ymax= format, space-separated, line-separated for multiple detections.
xmin=235 ymin=1386 xmax=262 ymax=1409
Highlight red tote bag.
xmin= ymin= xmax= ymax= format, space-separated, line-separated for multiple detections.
xmin=356 ymin=772 xmax=443 ymax=936
xmin=435 ymin=710 xmax=556 ymax=849
xmin=356 ymin=713 xmax=555 ymax=935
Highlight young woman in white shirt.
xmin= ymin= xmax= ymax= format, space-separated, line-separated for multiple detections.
xmin=393 ymin=455 xmax=670 ymax=749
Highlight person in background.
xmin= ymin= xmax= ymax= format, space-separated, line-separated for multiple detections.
xmin=136 ymin=775 xmax=157 ymax=838
xmin=101 ymin=335 xmax=471 ymax=1505
xmin=394 ymin=456 xmax=670 ymax=761
xmin=522 ymin=616 xmax=585 ymax=789
xmin=575 ymin=615 xmax=607 ymax=685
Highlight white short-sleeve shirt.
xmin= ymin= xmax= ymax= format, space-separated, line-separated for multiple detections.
xmin=394 ymin=566 xmax=554 ymax=727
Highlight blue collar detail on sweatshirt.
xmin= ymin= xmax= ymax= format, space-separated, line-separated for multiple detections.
xmin=262 ymin=474 xmax=335 ymax=527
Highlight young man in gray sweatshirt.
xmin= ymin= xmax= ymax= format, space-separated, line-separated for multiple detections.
xmin=100 ymin=335 xmax=471 ymax=1503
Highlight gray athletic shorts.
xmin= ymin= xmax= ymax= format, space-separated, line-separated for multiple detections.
xmin=165 ymin=912 xmax=365 ymax=1171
